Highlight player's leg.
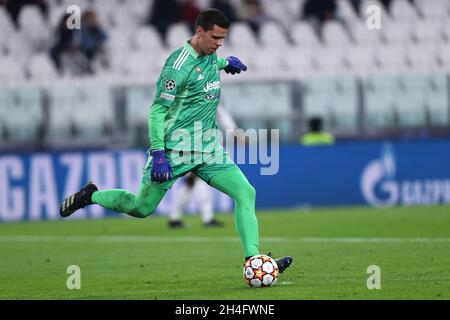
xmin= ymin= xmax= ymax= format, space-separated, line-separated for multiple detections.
xmin=208 ymin=168 xmax=259 ymax=259
xmin=60 ymin=181 xmax=167 ymax=218
xmin=91 ymin=182 xmax=167 ymax=218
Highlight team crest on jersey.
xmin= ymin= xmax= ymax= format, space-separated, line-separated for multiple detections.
xmin=196 ymin=67 xmax=201 ymax=72
xmin=165 ymin=79 xmax=176 ymax=90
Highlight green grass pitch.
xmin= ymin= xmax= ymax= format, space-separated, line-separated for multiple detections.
xmin=0 ymin=206 xmax=449 ymax=299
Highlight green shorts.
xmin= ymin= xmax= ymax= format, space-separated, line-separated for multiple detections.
xmin=142 ymin=146 xmax=239 ymax=189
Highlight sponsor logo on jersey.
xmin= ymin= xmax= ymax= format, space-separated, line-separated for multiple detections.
xmin=204 ymin=93 xmax=220 ymax=100
xmin=203 ymin=81 xmax=220 ymax=92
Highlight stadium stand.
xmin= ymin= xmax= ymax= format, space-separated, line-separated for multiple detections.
xmin=0 ymin=0 xmax=449 ymax=148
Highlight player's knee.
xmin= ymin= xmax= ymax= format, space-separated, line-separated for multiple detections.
xmin=236 ymin=182 xmax=256 ymax=204
xmin=133 ymin=202 xmax=157 ymax=218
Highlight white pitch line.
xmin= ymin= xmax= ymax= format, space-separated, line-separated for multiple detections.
xmin=0 ymin=236 xmax=450 ymax=243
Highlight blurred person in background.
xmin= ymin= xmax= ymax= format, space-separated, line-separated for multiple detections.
xmin=211 ymin=0 xmax=238 ymax=24
xmin=302 ymin=0 xmax=337 ymax=31
xmin=168 ymin=104 xmax=239 ymax=229
xmin=49 ymin=12 xmax=85 ymax=75
xmin=60 ymin=8 xmax=293 ymax=273
xmin=50 ymin=10 xmax=107 ymax=76
xmin=300 ymin=117 xmax=335 ymax=146
xmin=3 ymin=0 xmax=48 ymax=28
xmin=237 ymin=0 xmax=273 ymax=36
xmin=79 ymin=9 xmax=108 ymax=73
xmin=180 ymin=0 xmax=201 ymax=34
xmin=148 ymin=0 xmax=181 ymax=44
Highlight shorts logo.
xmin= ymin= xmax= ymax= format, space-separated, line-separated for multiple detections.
xmin=165 ymin=79 xmax=176 ymax=91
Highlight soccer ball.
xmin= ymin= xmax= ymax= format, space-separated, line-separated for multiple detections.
xmin=243 ymin=255 xmax=279 ymax=287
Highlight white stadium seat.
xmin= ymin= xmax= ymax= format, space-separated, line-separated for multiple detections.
xmin=412 ymin=21 xmax=445 ymax=45
xmin=406 ymin=45 xmax=440 ymax=74
xmin=26 ymin=53 xmax=59 ymax=82
xmin=390 ymin=0 xmax=420 ymax=22
xmin=381 ymin=21 xmax=414 ymax=46
xmin=350 ymin=21 xmax=383 ymax=46
xmin=291 ymin=21 xmax=321 ymax=48
xmin=282 ymin=47 xmax=315 ymax=80
xmin=132 ymin=26 xmax=163 ymax=51
xmin=227 ymin=22 xmax=259 ymax=49
xmin=344 ymin=45 xmax=378 ymax=77
xmin=259 ymin=22 xmax=290 ymax=48
xmin=322 ymin=21 xmax=353 ymax=48
xmin=375 ymin=44 xmax=409 ymax=75
xmin=166 ymin=23 xmax=192 ymax=49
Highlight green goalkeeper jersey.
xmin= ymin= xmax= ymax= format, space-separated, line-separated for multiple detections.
xmin=150 ymin=40 xmax=228 ymax=152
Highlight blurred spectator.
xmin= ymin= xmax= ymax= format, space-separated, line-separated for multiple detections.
xmin=300 ymin=117 xmax=335 ymax=146
xmin=211 ymin=0 xmax=238 ymax=24
xmin=50 ymin=13 xmax=84 ymax=74
xmin=302 ymin=0 xmax=337 ymax=27
xmin=79 ymin=10 xmax=108 ymax=66
xmin=237 ymin=0 xmax=272 ymax=36
xmin=50 ymin=10 xmax=107 ymax=76
xmin=148 ymin=0 xmax=181 ymax=42
xmin=180 ymin=0 xmax=201 ymax=33
xmin=4 ymin=0 xmax=48 ymax=28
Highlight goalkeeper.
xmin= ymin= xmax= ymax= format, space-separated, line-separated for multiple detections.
xmin=60 ymin=9 xmax=292 ymax=272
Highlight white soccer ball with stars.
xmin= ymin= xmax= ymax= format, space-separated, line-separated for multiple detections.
xmin=243 ymin=255 xmax=279 ymax=288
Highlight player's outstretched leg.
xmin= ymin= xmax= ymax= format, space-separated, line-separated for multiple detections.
xmin=60 ymin=182 xmax=167 ymax=219
xmin=60 ymin=182 xmax=98 ymax=217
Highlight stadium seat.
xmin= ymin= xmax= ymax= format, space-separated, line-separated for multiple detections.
xmin=0 ymin=7 xmax=16 ymax=35
xmin=227 ymin=22 xmax=259 ymax=49
xmin=282 ymin=47 xmax=315 ymax=80
xmin=26 ymin=53 xmax=59 ymax=83
xmin=350 ymin=21 xmax=383 ymax=46
xmin=0 ymin=88 xmax=44 ymax=143
xmin=250 ymin=48 xmax=283 ymax=80
xmin=166 ymin=23 xmax=192 ymax=49
xmin=414 ymin=0 xmax=450 ymax=22
xmin=132 ymin=26 xmax=163 ymax=51
xmin=412 ymin=21 xmax=445 ymax=45
xmin=47 ymin=83 xmax=114 ymax=142
xmin=125 ymin=85 xmax=155 ymax=144
xmin=425 ymin=75 xmax=449 ymax=126
xmin=284 ymin=0 xmax=304 ymax=22
xmin=390 ymin=0 xmax=420 ymax=22
xmin=344 ymin=45 xmax=378 ymax=77
xmin=406 ymin=45 xmax=440 ymax=74
xmin=437 ymin=44 xmax=450 ymax=72
xmin=363 ymin=75 xmax=397 ymax=128
xmin=375 ymin=44 xmax=409 ymax=75
xmin=312 ymin=46 xmax=347 ymax=77
xmin=18 ymin=7 xmax=50 ymax=52
xmin=336 ymin=0 xmax=360 ymax=23
xmin=322 ymin=21 xmax=353 ymax=48
xmin=259 ymin=22 xmax=290 ymax=48
xmin=381 ymin=21 xmax=414 ymax=46
xmin=303 ymin=76 xmax=358 ymax=130
xmin=291 ymin=22 xmax=321 ymax=49
xmin=122 ymin=52 xmax=158 ymax=83
xmin=0 ymin=57 xmax=26 ymax=85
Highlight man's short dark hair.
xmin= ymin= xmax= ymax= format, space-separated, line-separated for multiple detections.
xmin=195 ymin=8 xmax=230 ymax=31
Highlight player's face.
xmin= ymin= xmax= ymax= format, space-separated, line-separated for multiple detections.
xmin=198 ymin=25 xmax=228 ymax=55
